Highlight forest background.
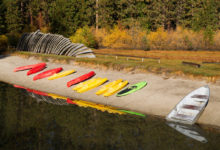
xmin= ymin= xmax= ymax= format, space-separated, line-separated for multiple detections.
xmin=0 ymin=0 xmax=220 ymax=52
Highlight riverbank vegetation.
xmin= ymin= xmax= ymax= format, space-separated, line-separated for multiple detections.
xmin=12 ymin=51 xmax=220 ymax=82
xmin=1 ymin=0 xmax=220 ymax=52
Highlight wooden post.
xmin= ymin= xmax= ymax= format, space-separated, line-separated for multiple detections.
xmin=158 ymin=59 xmax=160 ymax=64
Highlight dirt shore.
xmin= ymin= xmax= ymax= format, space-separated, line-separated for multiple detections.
xmin=0 ymin=55 xmax=220 ymax=127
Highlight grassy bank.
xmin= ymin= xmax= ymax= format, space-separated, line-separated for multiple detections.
xmin=12 ymin=51 xmax=220 ymax=82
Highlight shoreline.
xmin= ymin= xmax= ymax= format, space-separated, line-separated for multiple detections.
xmin=1 ymin=55 xmax=220 ymax=128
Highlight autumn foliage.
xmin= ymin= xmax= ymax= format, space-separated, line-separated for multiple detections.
xmin=90 ymin=25 xmax=220 ymax=50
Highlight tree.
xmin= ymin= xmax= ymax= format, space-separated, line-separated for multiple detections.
xmin=5 ymin=0 xmax=23 ymax=33
xmin=192 ymin=0 xmax=219 ymax=42
xmin=0 ymin=0 xmax=7 ymax=34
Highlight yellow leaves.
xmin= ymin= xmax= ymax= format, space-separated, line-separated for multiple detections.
xmin=102 ymin=26 xmax=132 ymax=48
xmin=147 ymin=27 xmax=168 ymax=50
xmin=69 ymin=26 xmax=97 ymax=48
xmin=70 ymin=25 xmax=220 ymax=50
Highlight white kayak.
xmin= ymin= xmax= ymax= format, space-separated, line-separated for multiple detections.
xmin=166 ymin=85 xmax=210 ymax=125
xmin=167 ymin=122 xmax=207 ymax=143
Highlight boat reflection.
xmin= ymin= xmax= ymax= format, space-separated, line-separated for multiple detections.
xmin=13 ymin=84 xmax=145 ymax=116
xmin=166 ymin=122 xmax=208 ymax=143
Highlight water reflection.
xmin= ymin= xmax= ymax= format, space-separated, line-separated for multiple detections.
xmin=1 ymin=82 xmax=220 ymax=149
xmin=166 ymin=122 xmax=208 ymax=143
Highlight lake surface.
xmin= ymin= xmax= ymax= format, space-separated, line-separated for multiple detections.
xmin=0 ymin=82 xmax=220 ymax=150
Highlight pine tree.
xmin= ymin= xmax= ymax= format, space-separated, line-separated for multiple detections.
xmin=5 ymin=0 xmax=23 ymax=33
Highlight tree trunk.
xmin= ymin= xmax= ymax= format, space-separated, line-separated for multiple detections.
xmin=96 ymin=0 xmax=99 ymax=33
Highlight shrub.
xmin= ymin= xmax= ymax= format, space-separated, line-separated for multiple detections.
xmin=6 ymin=32 xmax=21 ymax=48
xmin=0 ymin=35 xmax=8 ymax=53
xmin=69 ymin=26 xmax=98 ymax=48
xmin=102 ymin=26 xmax=132 ymax=49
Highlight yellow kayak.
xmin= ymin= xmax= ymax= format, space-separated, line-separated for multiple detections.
xmin=72 ymin=100 xmax=125 ymax=115
xmin=96 ymin=79 xmax=123 ymax=95
xmin=103 ymin=80 xmax=128 ymax=97
xmin=48 ymin=69 xmax=75 ymax=80
xmin=73 ymin=78 xmax=97 ymax=91
xmin=77 ymin=78 xmax=108 ymax=93
xmin=48 ymin=93 xmax=68 ymax=100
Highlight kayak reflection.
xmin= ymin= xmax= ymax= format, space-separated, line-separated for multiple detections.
xmin=13 ymin=84 xmax=146 ymax=117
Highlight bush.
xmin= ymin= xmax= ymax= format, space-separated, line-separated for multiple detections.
xmin=0 ymin=35 xmax=8 ymax=53
xmin=102 ymin=26 xmax=132 ymax=49
xmin=6 ymin=32 xmax=21 ymax=48
xmin=69 ymin=26 xmax=98 ymax=48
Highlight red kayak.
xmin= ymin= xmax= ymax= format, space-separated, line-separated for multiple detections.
xmin=67 ymin=71 xmax=95 ymax=87
xmin=33 ymin=67 xmax=63 ymax=81
xmin=26 ymin=89 xmax=49 ymax=96
xmin=27 ymin=63 xmax=46 ymax=75
xmin=14 ymin=62 xmax=46 ymax=72
xmin=13 ymin=84 xmax=27 ymax=89
xmin=66 ymin=98 xmax=77 ymax=104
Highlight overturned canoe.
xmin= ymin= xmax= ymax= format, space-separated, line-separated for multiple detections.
xmin=14 ymin=62 xmax=46 ymax=72
xmin=166 ymin=85 xmax=210 ymax=125
xmin=33 ymin=67 xmax=63 ymax=81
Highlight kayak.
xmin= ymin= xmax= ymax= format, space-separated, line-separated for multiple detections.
xmin=26 ymin=89 xmax=49 ymax=96
xmin=66 ymin=98 xmax=77 ymax=104
xmin=48 ymin=69 xmax=75 ymax=80
xmin=76 ymin=78 xmax=108 ymax=93
xmin=27 ymin=63 xmax=46 ymax=75
xmin=67 ymin=71 xmax=95 ymax=87
xmin=73 ymin=78 xmax=97 ymax=91
xmin=72 ymin=100 xmax=125 ymax=115
xmin=33 ymin=67 xmax=63 ymax=81
xmin=14 ymin=62 xmax=46 ymax=72
xmin=75 ymin=78 xmax=107 ymax=93
xmin=13 ymin=84 xmax=26 ymax=89
xmin=96 ymin=79 xmax=123 ymax=95
xmin=116 ymin=81 xmax=147 ymax=97
xmin=118 ymin=110 xmax=146 ymax=117
xmin=166 ymin=85 xmax=210 ymax=125
xmin=48 ymin=93 xmax=68 ymax=100
xmin=103 ymin=80 xmax=128 ymax=97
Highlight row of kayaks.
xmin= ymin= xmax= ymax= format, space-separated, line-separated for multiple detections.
xmin=14 ymin=62 xmax=147 ymax=97
xmin=14 ymin=62 xmax=210 ymax=125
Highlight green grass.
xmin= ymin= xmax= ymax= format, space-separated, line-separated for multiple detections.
xmin=12 ymin=51 xmax=220 ymax=78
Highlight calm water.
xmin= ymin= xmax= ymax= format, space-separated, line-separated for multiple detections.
xmin=0 ymin=82 xmax=220 ymax=150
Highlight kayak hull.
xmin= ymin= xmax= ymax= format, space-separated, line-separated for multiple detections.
xmin=27 ymin=63 xmax=46 ymax=75
xmin=76 ymin=78 xmax=108 ymax=93
xmin=103 ymin=81 xmax=128 ymax=97
xmin=67 ymin=71 xmax=95 ymax=87
xmin=33 ymin=67 xmax=63 ymax=80
xmin=116 ymin=81 xmax=147 ymax=97
xmin=96 ymin=79 xmax=123 ymax=95
xmin=48 ymin=70 xmax=75 ymax=80
xmin=14 ymin=63 xmax=46 ymax=72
